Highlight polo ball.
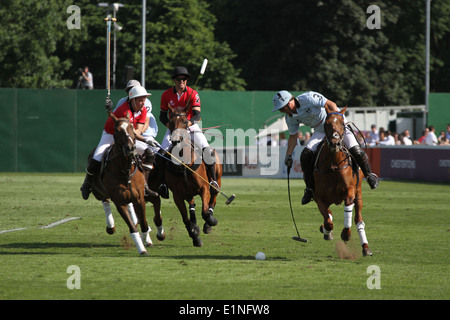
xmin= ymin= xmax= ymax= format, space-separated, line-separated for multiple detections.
xmin=255 ymin=252 xmax=265 ymax=260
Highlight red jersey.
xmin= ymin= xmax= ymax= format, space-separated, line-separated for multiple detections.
xmin=104 ymin=100 xmax=147 ymax=134
xmin=160 ymin=86 xmax=200 ymax=120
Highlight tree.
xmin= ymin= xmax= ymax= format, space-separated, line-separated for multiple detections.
xmin=0 ymin=0 xmax=88 ymax=88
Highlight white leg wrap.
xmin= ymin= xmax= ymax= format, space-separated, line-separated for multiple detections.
xmin=102 ymin=201 xmax=115 ymax=228
xmin=130 ymin=232 xmax=146 ymax=254
xmin=344 ymin=204 xmax=354 ymax=228
xmin=127 ymin=203 xmax=138 ymax=225
xmin=141 ymin=226 xmax=153 ymax=246
xmin=357 ymin=221 xmax=368 ymax=246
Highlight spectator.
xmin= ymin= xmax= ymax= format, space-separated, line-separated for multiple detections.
xmin=394 ymin=132 xmax=401 ymax=145
xmin=279 ymin=132 xmax=288 ymax=147
xmin=79 ymin=66 xmax=93 ymax=90
xmin=446 ymin=124 xmax=450 ymax=141
xmin=402 ymin=130 xmax=413 ymax=145
xmin=414 ymin=128 xmax=428 ymax=145
xmin=438 ymin=131 xmax=449 ymax=145
xmin=297 ymin=131 xmax=305 ymax=146
xmin=425 ymin=125 xmax=438 ymax=145
xmin=366 ymin=124 xmax=379 ymax=146
xmin=378 ymin=128 xmax=395 ymax=146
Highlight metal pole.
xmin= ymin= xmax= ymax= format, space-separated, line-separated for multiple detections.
xmin=141 ymin=0 xmax=146 ymax=87
xmin=425 ymin=0 xmax=431 ymax=126
xmin=113 ymin=9 xmax=117 ymax=89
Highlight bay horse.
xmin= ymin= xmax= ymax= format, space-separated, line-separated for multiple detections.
xmin=164 ymin=108 xmax=223 ymax=247
xmin=313 ymin=108 xmax=373 ymax=257
xmin=89 ymin=113 xmax=152 ymax=255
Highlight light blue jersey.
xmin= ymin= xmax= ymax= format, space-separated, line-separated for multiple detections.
xmin=285 ymin=91 xmax=328 ymax=134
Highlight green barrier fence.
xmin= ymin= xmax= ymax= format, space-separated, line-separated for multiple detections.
xmin=0 ymin=88 xmax=297 ymax=172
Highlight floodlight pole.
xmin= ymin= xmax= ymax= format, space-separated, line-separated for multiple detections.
xmin=141 ymin=0 xmax=146 ymax=87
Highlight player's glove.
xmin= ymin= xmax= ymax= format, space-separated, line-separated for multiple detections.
xmin=144 ymin=136 xmax=157 ymax=147
xmin=284 ymin=154 xmax=293 ymax=169
xmin=105 ymin=97 xmax=113 ymax=113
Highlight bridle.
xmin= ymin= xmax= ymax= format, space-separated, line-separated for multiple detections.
xmin=324 ymin=112 xmax=345 ymax=153
xmin=113 ymin=118 xmax=137 ymax=159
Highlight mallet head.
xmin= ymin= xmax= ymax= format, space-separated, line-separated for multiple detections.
xmin=225 ymin=194 xmax=236 ymax=205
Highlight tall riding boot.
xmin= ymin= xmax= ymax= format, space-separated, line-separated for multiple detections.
xmin=203 ymin=147 xmax=219 ymax=193
xmin=300 ymin=148 xmax=315 ymax=205
xmin=349 ymin=145 xmax=379 ymax=189
xmin=141 ymin=148 xmax=158 ymax=199
xmin=80 ymin=159 xmax=101 ymax=200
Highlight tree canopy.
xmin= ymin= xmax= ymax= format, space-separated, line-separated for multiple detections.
xmin=0 ymin=0 xmax=449 ymax=106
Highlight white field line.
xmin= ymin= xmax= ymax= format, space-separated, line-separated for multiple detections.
xmin=0 ymin=217 xmax=81 ymax=234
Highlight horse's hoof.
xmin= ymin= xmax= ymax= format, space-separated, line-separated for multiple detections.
xmin=319 ymin=225 xmax=333 ymax=240
xmin=193 ymin=237 xmax=203 ymax=247
xmin=202 ymin=212 xmax=218 ymax=227
xmin=362 ymin=245 xmax=373 ymax=257
xmin=203 ymin=222 xmax=212 ymax=234
xmin=106 ymin=226 xmax=116 ymax=235
xmin=145 ymin=242 xmax=154 ymax=248
xmin=140 ymin=251 xmax=149 ymax=256
xmin=340 ymin=228 xmax=351 ymax=241
xmin=157 ymin=232 xmax=166 ymax=241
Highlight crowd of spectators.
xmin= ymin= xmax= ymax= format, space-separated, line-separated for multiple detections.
xmin=364 ymin=124 xmax=450 ymax=147
xmin=259 ymin=124 xmax=450 ymax=148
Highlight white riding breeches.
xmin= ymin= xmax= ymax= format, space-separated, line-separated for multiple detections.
xmin=93 ymin=130 xmax=150 ymax=162
xmin=160 ymin=124 xmax=210 ymax=151
xmin=306 ymin=126 xmax=358 ymax=152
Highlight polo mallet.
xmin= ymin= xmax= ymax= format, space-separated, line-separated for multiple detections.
xmin=154 ymin=142 xmax=236 ymax=205
xmin=184 ymin=59 xmax=208 ymax=111
xmin=287 ymin=167 xmax=308 ymax=243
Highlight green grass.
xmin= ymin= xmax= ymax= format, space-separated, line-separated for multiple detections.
xmin=0 ymin=173 xmax=449 ymax=300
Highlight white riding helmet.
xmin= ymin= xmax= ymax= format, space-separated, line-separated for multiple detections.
xmin=128 ymin=86 xmax=151 ymax=100
xmin=272 ymin=90 xmax=292 ymax=112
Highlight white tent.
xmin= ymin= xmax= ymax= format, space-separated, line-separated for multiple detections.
xmin=255 ymin=117 xmax=288 ymax=139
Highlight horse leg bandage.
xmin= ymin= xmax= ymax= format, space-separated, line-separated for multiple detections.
xmin=357 ymin=221 xmax=368 ymax=246
xmin=344 ymin=204 xmax=354 ymax=228
xmin=130 ymin=232 xmax=146 ymax=254
xmin=127 ymin=203 xmax=138 ymax=225
xmin=102 ymin=201 xmax=115 ymax=228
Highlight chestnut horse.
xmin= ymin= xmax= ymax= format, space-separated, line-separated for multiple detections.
xmin=314 ymin=108 xmax=372 ymax=256
xmin=89 ymin=114 xmax=152 ymax=255
xmin=164 ymin=109 xmax=223 ymax=247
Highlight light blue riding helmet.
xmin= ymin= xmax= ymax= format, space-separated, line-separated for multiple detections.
xmin=272 ymin=90 xmax=293 ymax=112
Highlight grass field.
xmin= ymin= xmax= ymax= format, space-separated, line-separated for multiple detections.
xmin=0 ymin=173 xmax=448 ymax=301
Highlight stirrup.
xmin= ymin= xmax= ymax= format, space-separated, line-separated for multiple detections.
xmin=209 ymin=181 xmax=220 ymax=194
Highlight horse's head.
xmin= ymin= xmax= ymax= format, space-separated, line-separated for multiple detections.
xmin=113 ymin=115 xmax=137 ymax=158
xmin=324 ymin=107 xmax=347 ymax=153
xmin=168 ymin=105 xmax=189 ymax=144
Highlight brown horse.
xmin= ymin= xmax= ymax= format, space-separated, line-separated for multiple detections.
xmin=90 ymin=114 xmax=151 ymax=255
xmin=313 ymin=108 xmax=372 ymax=256
xmin=164 ymin=109 xmax=223 ymax=247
